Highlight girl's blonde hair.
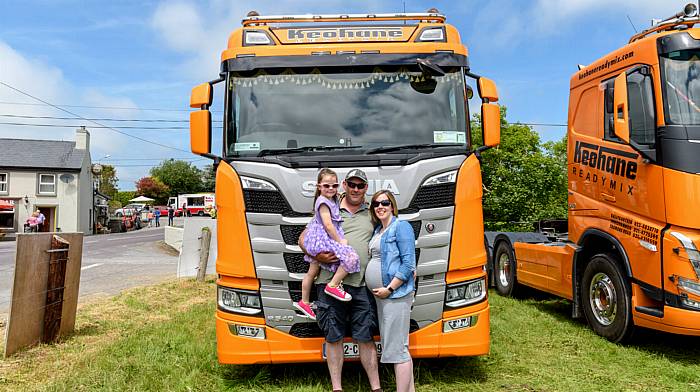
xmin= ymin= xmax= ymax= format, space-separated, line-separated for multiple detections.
xmin=313 ymin=168 xmax=339 ymax=205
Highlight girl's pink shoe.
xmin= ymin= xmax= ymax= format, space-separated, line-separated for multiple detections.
xmin=324 ymin=284 xmax=352 ymax=302
xmin=293 ymin=300 xmax=316 ymax=320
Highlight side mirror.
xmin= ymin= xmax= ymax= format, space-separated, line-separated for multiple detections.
xmin=478 ymin=77 xmax=501 ymax=148
xmin=613 ymin=72 xmax=630 ymax=144
xmin=190 ymin=83 xmax=212 ymax=156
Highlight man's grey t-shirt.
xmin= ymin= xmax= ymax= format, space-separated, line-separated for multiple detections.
xmin=315 ymin=203 xmax=374 ymax=287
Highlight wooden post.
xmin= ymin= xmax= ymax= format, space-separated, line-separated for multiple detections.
xmin=197 ymin=227 xmax=211 ymax=281
xmin=42 ymin=235 xmax=70 ymax=343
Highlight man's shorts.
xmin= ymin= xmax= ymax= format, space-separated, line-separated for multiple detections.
xmin=315 ymin=284 xmax=378 ymax=343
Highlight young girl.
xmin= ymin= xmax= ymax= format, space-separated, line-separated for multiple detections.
xmin=294 ymin=168 xmax=360 ymax=320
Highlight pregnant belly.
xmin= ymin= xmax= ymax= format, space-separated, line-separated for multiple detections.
xmin=365 ymin=259 xmax=383 ymax=290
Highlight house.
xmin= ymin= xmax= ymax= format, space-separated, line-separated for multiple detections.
xmin=0 ymin=127 xmax=94 ymax=237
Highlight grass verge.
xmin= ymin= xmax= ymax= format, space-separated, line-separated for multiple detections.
xmin=1 ymin=281 xmax=699 ymax=391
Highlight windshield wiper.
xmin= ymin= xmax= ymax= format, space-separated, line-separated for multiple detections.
xmin=366 ymin=143 xmax=464 ymax=154
xmin=257 ymin=145 xmax=362 ymax=157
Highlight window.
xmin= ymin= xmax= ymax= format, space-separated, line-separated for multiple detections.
xmin=38 ymin=174 xmax=56 ymax=195
xmin=627 ymin=68 xmax=656 ymax=146
xmin=602 ymin=67 xmax=656 ymax=146
xmin=0 ymin=173 xmax=7 ymax=194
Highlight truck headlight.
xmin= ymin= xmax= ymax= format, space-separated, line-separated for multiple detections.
xmin=670 ymin=232 xmax=700 ymax=279
xmin=240 ymin=176 xmax=278 ymax=191
xmin=218 ymin=286 xmax=262 ymax=315
xmin=422 ymin=170 xmax=457 ymax=186
xmin=677 ymin=276 xmax=700 ymax=297
xmin=445 ymin=277 xmax=486 ymax=308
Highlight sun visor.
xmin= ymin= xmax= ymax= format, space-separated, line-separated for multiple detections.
xmin=270 ymin=25 xmax=417 ymax=44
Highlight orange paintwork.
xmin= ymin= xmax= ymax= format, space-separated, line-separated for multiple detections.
xmin=218 ymin=275 xmax=260 ymax=291
xmin=189 ymin=110 xmax=210 ymax=156
xmin=190 ymin=83 xmax=212 ymax=108
xmin=215 ymin=161 xmax=256 ymax=278
xmin=272 ymin=26 xmax=418 ymax=44
xmin=222 ymin=23 xmax=467 ymax=62
xmin=445 ymin=267 xmax=485 ymax=284
xmin=449 ymin=154 xmax=487 ymax=272
xmin=511 ymin=26 xmax=700 ymax=336
xmin=217 ymin=302 xmax=490 ymax=364
xmin=482 ymin=103 xmax=501 ymax=147
xmin=478 ymin=77 xmax=499 ymax=102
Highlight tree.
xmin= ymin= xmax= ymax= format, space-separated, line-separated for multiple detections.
xmin=135 ymin=177 xmax=170 ymax=204
xmin=202 ymin=164 xmax=216 ymax=192
xmin=150 ymin=159 xmax=203 ymax=196
xmin=472 ymin=107 xmax=568 ymax=231
xmin=114 ymin=191 xmax=136 ymax=208
xmin=97 ymin=164 xmax=118 ymax=199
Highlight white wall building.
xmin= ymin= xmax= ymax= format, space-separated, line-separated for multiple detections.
xmin=0 ymin=128 xmax=93 ymax=236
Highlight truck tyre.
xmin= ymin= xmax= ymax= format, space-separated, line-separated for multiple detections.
xmin=198 ymin=211 xmax=204 ymax=216
xmin=116 ymin=212 xmax=123 ymax=217
xmin=493 ymin=240 xmax=518 ymax=296
xmin=187 ymin=211 xmax=192 ymax=217
xmin=581 ymin=253 xmax=634 ymax=343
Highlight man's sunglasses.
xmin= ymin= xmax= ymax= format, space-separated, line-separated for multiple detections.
xmin=320 ymin=183 xmax=339 ymax=189
xmin=371 ymin=199 xmax=392 ymax=208
xmin=346 ymin=181 xmax=367 ymax=190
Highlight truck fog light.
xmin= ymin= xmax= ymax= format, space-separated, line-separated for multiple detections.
xmin=228 ymin=323 xmax=266 ymax=339
xmin=442 ymin=315 xmax=478 ymax=333
xmin=681 ymin=297 xmax=700 ymax=310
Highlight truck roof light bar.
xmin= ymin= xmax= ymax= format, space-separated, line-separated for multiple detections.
xmin=629 ymin=3 xmax=700 ymax=43
xmin=242 ymin=12 xmax=445 ymax=26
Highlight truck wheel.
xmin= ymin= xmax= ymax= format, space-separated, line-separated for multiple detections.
xmin=198 ymin=211 xmax=204 ymax=217
xmin=493 ymin=241 xmax=518 ymax=296
xmin=187 ymin=211 xmax=192 ymax=217
xmin=116 ymin=212 xmax=123 ymax=217
xmin=581 ymin=253 xmax=634 ymax=343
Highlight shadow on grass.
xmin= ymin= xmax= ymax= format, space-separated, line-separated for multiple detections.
xmin=219 ymin=357 xmax=489 ymax=390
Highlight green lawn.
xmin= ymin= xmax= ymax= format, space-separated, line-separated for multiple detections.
xmin=1 ymin=280 xmax=698 ymax=391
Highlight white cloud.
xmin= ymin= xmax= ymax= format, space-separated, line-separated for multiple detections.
xmin=0 ymin=39 xmax=138 ymax=158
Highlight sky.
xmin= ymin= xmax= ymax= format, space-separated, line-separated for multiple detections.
xmin=0 ymin=0 xmax=683 ymax=189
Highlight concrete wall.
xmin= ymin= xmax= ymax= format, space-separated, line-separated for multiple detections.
xmin=164 ymin=226 xmax=184 ymax=252
xmin=177 ymin=219 xmax=217 ymax=278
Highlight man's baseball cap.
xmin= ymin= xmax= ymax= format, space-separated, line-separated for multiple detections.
xmin=345 ymin=169 xmax=368 ymax=183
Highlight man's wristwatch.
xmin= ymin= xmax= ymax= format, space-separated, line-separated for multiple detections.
xmin=386 ymin=286 xmax=394 ymax=293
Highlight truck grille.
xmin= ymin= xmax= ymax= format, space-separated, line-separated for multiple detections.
xmin=407 ymin=183 xmax=456 ymax=210
xmin=288 ymin=320 xmax=420 ymax=338
xmin=243 ymin=189 xmax=291 ymax=214
xmin=288 ymin=281 xmax=317 ymax=303
xmin=281 ymin=224 xmax=306 ymax=245
xmin=284 ymin=253 xmax=309 ymax=273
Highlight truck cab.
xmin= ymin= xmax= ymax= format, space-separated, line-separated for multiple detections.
xmin=488 ymin=4 xmax=700 ymax=342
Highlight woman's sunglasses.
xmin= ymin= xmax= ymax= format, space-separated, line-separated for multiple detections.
xmin=320 ymin=183 xmax=339 ymax=189
xmin=371 ymin=199 xmax=392 ymax=208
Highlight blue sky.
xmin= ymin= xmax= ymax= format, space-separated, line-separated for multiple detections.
xmin=0 ymin=0 xmax=678 ymax=189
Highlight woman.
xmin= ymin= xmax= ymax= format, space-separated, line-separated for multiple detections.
xmin=365 ymin=190 xmax=416 ymax=392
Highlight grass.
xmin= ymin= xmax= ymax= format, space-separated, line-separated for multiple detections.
xmin=1 ymin=281 xmax=699 ymax=391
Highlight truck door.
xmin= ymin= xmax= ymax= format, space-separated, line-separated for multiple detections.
xmin=602 ymin=65 xmax=666 ymax=290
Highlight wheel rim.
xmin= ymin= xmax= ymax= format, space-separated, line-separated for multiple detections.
xmin=497 ymin=252 xmax=511 ymax=288
xmin=589 ymin=272 xmax=617 ymax=326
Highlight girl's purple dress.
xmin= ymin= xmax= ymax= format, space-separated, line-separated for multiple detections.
xmin=303 ymin=196 xmax=360 ymax=273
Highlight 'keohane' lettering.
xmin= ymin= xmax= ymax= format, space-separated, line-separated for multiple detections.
xmin=573 ymin=141 xmax=638 ymax=180
xmin=288 ymin=28 xmax=403 ymax=40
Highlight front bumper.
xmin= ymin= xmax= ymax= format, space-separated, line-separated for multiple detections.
xmin=216 ymin=302 xmax=490 ymax=364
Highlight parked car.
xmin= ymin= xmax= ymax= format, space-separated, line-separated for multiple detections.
xmin=114 ymin=203 xmax=147 ymax=217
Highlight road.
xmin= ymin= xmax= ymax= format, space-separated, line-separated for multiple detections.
xmin=0 ymin=224 xmax=179 ymax=316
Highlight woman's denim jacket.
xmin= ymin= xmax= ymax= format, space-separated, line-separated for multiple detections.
xmin=375 ymin=217 xmax=416 ymax=299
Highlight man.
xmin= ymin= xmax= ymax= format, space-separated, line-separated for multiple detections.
xmin=154 ymin=207 xmax=161 ymax=227
xmin=300 ymin=169 xmax=381 ymax=392
xmin=35 ymin=209 xmax=46 ymax=231
xmin=168 ymin=205 xmax=175 ymax=226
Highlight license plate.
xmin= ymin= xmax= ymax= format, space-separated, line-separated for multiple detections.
xmin=322 ymin=341 xmax=382 ymax=358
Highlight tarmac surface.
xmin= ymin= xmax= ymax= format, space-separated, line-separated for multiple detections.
xmin=0 ymin=218 xmax=193 ymax=317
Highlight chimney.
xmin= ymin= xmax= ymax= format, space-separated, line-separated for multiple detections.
xmin=75 ymin=126 xmax=90 ymax=150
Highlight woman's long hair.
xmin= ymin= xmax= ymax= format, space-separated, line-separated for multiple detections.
xmin=313 ymin=168 xmax=339 ymax=206
xmin=369 ymin=190 xmax=399 ymax=227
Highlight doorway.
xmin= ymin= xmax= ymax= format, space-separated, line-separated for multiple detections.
xmin=36 ymin=206 xmax=56 ymax=232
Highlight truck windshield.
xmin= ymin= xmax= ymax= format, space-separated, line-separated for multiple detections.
xmin=226 ymin=66 xmax=467 ymax=156
xmin=660 ymin=49 xmax=700 ymax=125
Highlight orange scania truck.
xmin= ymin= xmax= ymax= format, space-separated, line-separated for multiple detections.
xmin=188 ymin=10 xmax=502 ymax=363
xmin=487 ymin=4 xmax=700 ymax=342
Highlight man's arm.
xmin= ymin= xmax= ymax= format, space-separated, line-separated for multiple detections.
xmin=298 ymin=228 xmax=338 ymax=264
